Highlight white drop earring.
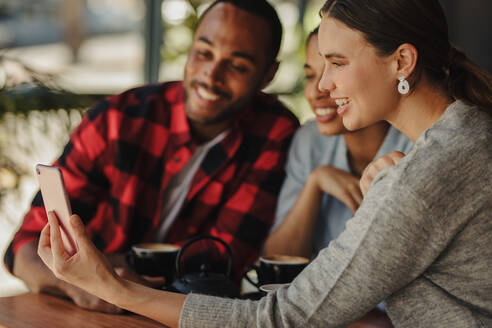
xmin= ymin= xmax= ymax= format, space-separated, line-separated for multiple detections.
xmin=398 ymin=74 xmax=410 ymax=95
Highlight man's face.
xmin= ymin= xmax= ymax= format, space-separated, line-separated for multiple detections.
xmin=183 ymin=3 xmax=275 ymax=128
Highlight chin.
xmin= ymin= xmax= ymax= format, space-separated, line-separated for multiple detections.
xmin=317 ymin=122 xmax=345 ymax=136
xmin=186 ymin=105 xmax=217 ymax=123
xmin=341 ymin=117 xmax=363 ymax=132
xmin=188 ymin=114 xmax=218 ymax=125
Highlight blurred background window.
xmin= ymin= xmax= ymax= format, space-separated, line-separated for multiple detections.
xmin=0 ymin=0 xmax=490 ymax=296
xmin=0 ymin=0 xmax=145 ymax=94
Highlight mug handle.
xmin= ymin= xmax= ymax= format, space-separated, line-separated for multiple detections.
xmin=244 ymin=265 xmax=261 ymax=289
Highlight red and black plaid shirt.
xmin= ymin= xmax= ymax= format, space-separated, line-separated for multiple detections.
xmin=6 ymin=81 xmax=299 ymax=280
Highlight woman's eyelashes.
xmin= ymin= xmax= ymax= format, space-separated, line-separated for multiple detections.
xmin=305 ymin=73 xmax=315 ymax=80
xmin=331 ymin=61 xmax=344 ymax=67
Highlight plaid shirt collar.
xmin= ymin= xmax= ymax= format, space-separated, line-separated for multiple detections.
xmin=163 ymin=82 xmax=250 ymax=202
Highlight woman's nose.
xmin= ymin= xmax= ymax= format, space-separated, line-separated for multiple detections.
xmin=307 ymin=78 xmax=325 ymax=101
xmin=318 ymin=69 xmax=335 ymax=93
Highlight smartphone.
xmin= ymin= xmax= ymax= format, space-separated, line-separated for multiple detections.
xmin=36 ymin=164 xmax=77 ymax=256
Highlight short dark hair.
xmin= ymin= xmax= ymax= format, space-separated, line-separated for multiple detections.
xmin=321 ymin=0 xmax=492 ymax=110
xmin=197 ymin=0 xmax=283 ymax=65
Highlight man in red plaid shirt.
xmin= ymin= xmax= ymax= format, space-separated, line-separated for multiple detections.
xmin=5 ymin=0 xmax=299 ymax=313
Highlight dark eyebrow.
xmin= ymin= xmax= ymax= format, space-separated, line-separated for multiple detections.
xmin=197 ymin=36 xmax=256 ymax=64
xmin=198 ymin=36 xmax=213 ymax=46
xmin=231 ymin=51 xmax=256 ymax=64
xmin=324 ymin=52 xmax=347 ymax=59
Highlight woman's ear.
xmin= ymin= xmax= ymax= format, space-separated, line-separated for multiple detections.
xmin=394 ymin=43 xmax=418 ymax=78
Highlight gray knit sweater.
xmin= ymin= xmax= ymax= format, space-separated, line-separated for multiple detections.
xmin=179 ymin=100 xmax=492 ymax=328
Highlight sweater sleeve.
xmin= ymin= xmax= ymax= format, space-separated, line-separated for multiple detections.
xmin=178 ymin=156 xmax=465 ymax=327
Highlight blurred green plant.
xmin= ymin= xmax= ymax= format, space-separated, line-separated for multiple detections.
xmin=0 ymin=56 xmax=93 ymax=214
xmin=0 ymin=56 xmax=103 ymax=118
xmin=0 ymin=85 xmax=101 ymax=118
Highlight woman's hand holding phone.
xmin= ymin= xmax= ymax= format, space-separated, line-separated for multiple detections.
xmin=35 ymin=164 xmax=173 ymax=316
xmin=38 ymin=212 xmax=122 ymax=306
xmin=36 ymin=164 xmax=77 ymax=255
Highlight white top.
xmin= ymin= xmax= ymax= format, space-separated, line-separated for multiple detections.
xmin=155 ymin=131 xmax=228 ymax=241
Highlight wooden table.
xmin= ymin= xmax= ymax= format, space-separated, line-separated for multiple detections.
xmin=0 ymin=293 xmax=168 ymax=328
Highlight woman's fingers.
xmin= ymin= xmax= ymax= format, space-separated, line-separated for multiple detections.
xmin=360 ymin=174 xmax=372 ymax=196
xmin=316 ymin=166 xmax=364 ymax=212
xmin=347 ymin=198 xmax=358 ymax=213
xmin=387 ymin=151 xmax=405 ymax=163
xmin=352 ymin=186 xmax=364 ymax=207
xmin=38 ymin=222 xmax=53 ymax=269
xmin=340 ymin=190 xmax=359 ymax=213
xmin=47 ymin=212 xmax=70 ymax=271
xmin=68 ymin=214 xmax=91 ymax=251
xmin=361 ymin=152 xmax=406 ymax=196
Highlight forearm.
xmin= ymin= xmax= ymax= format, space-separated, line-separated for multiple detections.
xmin=264 ymin=173 xmax=322 ymax=257
xmin=181 ymin=190 xmax=429 ymax=328
xmin=107 ymin=279 xmax=185 ymax=328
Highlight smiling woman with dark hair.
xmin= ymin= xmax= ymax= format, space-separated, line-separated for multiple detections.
xmin=263 ymin=28 xmax=412 ymax=260
xmin=38 ymin=1 xmax=491 ymax=327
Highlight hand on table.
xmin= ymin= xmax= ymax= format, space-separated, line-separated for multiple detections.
xmin=312 ymin=165 xmax=363 ymax=213
xmin=360 ymin=151 xmax=405 ymax=196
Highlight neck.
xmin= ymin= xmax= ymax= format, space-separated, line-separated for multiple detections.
xmin=343 ymin=121 xmax=390 ymax=176
xmin=387 ymin=79 xmax=453 ymax=142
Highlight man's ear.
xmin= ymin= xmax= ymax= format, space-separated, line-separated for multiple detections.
xmin=393 ymin=43 xmax=418 ymax=79
xmin=260 ymin=61 xmax=280 ymax=90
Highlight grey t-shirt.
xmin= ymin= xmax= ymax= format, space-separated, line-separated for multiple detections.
xmin=180 ymin=100 xmax=492 ymax=328
xmin=273 ymin=122 xmax=413 ymax=254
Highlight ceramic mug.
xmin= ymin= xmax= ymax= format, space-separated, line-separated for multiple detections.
xmin=244 ymin=254 xmax=309 ymax=288
xmin=126 ymin=243 xmax=180 ymax=282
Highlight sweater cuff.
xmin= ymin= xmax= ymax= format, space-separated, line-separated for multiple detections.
xmin=179 ymin=293 xmax=234 ymax=328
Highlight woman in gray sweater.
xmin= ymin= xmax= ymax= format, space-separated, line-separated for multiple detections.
xmin=38 ymin=0 xmax=492 ymax=327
